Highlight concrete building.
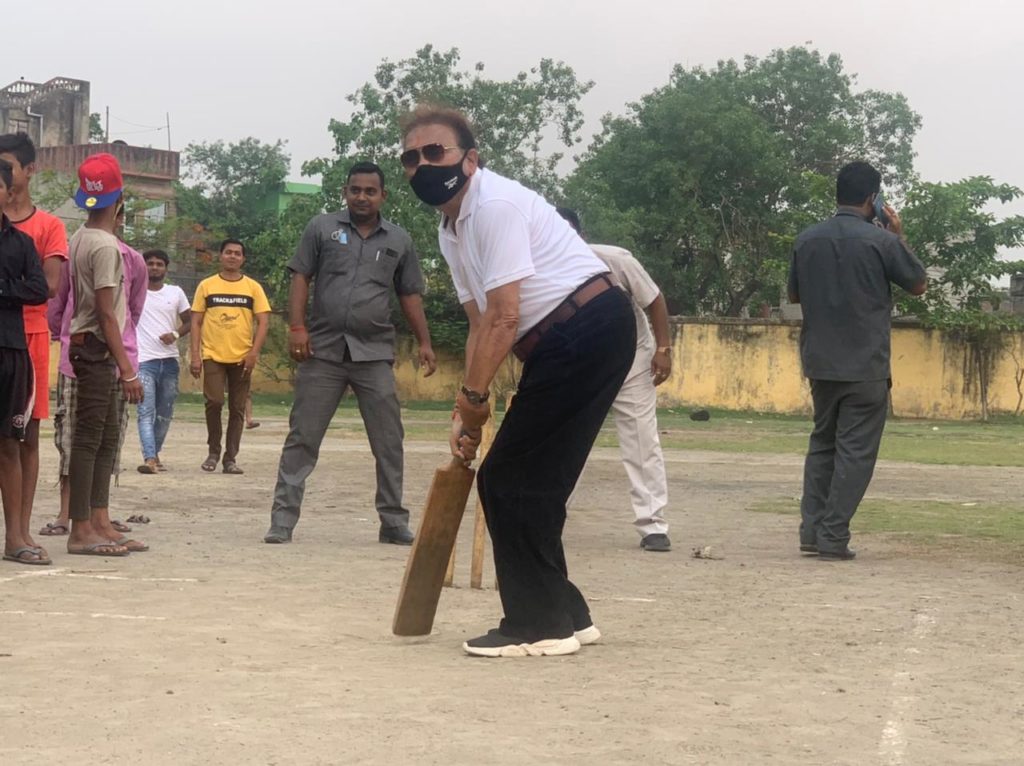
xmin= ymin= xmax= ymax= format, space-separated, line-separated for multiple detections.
xmin=0 ymin=77 xmax=90 ymax=147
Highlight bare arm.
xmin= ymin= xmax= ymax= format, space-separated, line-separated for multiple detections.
xmin=177 ymin=309 xmax=192 ymax=337
xmin=398 ymin=292 xmax=436 ymax=377
xmin=644 ymin=292 xmax=672 ymax=385
xmin=287 ymin=272 xmax=312 ymax=362
xmin=43 ymin=258 xmax=63 ymax=299
xmin=94 ymin=286 xmax=134 ymax=377
xmin=463 ymin=281 xmax=521 ymax=394
xmin=189 ymin=311 xmax=205 ymax=377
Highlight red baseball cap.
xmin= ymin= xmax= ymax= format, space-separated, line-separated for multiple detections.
xmin=74 ymin=152 xmax=124 ymax=210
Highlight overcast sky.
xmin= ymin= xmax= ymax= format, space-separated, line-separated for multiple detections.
xmin=7 ymin=0 xmax=1023 ymax=221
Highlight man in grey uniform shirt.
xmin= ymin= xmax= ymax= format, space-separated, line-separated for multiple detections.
xmin=788 ymin=161 xmax=927 ymax=560
xmin=265 ymin=162 xmax=436 ymax=545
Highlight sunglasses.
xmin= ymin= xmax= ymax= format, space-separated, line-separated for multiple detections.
xmin=400 ymin=143 xmax=462 ymax=170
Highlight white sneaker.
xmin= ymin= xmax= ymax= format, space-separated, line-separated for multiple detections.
xmin=462 ymin=629 xmax=581 ymax=658
xmin=574 ymin=624 xmax=602 ymax=646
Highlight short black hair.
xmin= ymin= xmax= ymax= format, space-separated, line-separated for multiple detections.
xmin=0 ymin=132 xmax=35 ymax=168
xmin=347 ymin=161 xmax=385 ymax=189
xmin=836 ymin=162 xmax=881 ymax=206
xmin=556 ymin=206 xmax=582 ymax=235
xmin=220 ymin=238 xmax=246 ymax=256
xmin=0 ymin=158 xmax=12 ymax=190
xmin=143 ymin=249 xmax=170 ymax=265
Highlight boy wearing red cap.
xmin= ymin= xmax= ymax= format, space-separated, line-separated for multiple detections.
xmin=0 ymin=132 xmax=68 ymax=558
xmin=0 ymin=157 xmax=50 ymax=564
xmin=65 ymin=153 xmax=145 ymax=556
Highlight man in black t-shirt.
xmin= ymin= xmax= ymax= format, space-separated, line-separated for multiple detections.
xmin=788 ymin=161 xmax=927 ymax=560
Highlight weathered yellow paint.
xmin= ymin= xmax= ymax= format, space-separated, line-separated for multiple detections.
xmin=48 ymin=316 xmax=1024 ymax=420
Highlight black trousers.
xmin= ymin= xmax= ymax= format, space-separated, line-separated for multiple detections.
xmin=800 ymin=378 xmax=890 ymax=553
xmin=477 ymin=287 xmax=636 ymax=641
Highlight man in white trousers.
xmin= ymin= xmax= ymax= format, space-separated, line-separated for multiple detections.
xmin=558 ymin=208 xmax=673 ymax=552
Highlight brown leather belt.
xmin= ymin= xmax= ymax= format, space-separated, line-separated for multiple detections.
xmin=512 ymin=273 xmax=615 ymax=362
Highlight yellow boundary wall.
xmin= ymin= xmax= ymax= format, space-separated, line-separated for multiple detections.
xmin=49 ymin=317 xmax=1024 ymax=420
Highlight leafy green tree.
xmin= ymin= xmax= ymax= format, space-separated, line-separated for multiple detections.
xmin=566 ymin=46 xmax=921 ymax=316
xmin=304 ymin=44 xmax=593 ymax=348
xmin=176 ymin=137 xmax=305 ymax=301
xmin=89 ymin=112 xmax=104 ymax=142
xmin=899 ymin=177 xmax=1024 ymax=419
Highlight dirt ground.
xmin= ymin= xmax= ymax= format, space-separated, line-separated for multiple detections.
xmin=2 ymin=416 xmax=1022 ymax=765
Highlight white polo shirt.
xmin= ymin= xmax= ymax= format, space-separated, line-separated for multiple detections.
xmin=437 ymin=168 xmax=608 ymax=339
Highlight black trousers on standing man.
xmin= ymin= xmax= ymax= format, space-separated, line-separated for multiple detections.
xmin=477 ymin=287 xmax=636 ymax=642
xmin=800 ymin=378 xmax=890 ymax=554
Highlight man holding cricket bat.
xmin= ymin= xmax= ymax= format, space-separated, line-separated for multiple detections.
xmin=400 ymin=106 xmax=636 ymax=657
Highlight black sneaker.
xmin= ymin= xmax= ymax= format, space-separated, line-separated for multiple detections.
xmin=379 ymin=524 xmax=415 ymax=545
xmin=462 ymin=628 xmax=581 ymax=658
xmin=641 ymin=533 xmax=672 ymax=552
xmin=818 ymin=547 xmax=857 ymax=561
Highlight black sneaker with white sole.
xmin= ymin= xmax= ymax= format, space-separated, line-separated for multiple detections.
xmin=574 ymin=624 xmax=601 ymax=645
xmin=462 ymin=628 xmax=581 ymax=658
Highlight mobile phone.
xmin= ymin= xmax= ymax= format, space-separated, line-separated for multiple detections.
xmin=873 ymin=191 xmax=891 ymax=228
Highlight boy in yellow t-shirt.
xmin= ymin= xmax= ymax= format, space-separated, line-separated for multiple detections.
xmin=190 ymin=239 xmax=270 ymax=474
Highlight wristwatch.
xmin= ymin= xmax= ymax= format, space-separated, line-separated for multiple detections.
xmin=460 ymin=385 xmax=489 ymax=405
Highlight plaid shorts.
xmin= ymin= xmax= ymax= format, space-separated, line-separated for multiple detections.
xmin=53 ymin=372 xmax=129 ymax=477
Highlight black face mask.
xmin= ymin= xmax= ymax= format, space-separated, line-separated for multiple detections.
xmin=409 ymin=156 xmax=469 ymax=206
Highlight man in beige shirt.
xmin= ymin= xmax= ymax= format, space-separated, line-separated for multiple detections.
xmin=65 ymin=153 xmax=145 ymax=556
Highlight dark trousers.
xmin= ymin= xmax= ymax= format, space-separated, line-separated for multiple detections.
xmin=800 ymin=379 xmax=890 ymax=553
xmin=478 ymin=288 xmax=636 ymax=641
xmin=271 ymin=357 xmax=410 ymax=530
xmin=203 ymin=359 xmax=250 ymax=463
xmin=68 ymin=342 xmax=122 ymax=521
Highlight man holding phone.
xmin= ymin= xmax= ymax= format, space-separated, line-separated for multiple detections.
xmin=788 ymin=161 xmax=927 ymax=560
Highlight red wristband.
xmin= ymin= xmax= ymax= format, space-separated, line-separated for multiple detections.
xmin=289 ymin=325 xmax=306 ymax=332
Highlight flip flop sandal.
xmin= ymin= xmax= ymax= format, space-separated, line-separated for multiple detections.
xmin=125 ymin=514 xmax=151 ymax=524
xmin=222 ymin=462 xmax=244 ymax=475
xmin=114 ymin=536 xmax=149 ymax=552
xmin=111 ymin=520 xmax=132 ymax=533
xmin=201 ymin=456 xmax=218 ymax=472
xmin=67 ymin=542 xmax=130 ymax=557
xmin=38 ymin=521 xmax=70 ymax=536
xmin=246 ymin=421 xmax=261 ymax=429
xmin=4 ymin=546 xmax=53 ymax=565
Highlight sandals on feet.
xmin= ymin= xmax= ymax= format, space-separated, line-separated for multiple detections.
xmin=3 ymin=546 xmax=52 ymax=565
xmin=201 ymin=456 xmax=218 ymax=472
xmin=111 ymin=520 xmax=132 ymax=533
xmin=67 ymin=541 xmax=129 ymax=557
xmin=38 ymin=521 xmax=70 ymax=536
xmin=114 ymin=536 xmax=149 ymax=552
xmin=222 ymin=461 xmax=244 ymax=475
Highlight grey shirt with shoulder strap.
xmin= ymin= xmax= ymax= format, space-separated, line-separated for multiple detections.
xmin=788 ymin=209 xmax=927 ymax=382
xmin=288 ymin=210 xmax=424 ymax=364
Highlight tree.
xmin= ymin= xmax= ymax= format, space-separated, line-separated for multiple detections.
xmin=304 ymin=44 xmax=593 ymax=348
xmin=89 ymin=112 xmax=104 ymax=143
xmin=176 ymin=137 xmax=304 ymax=301
xmin=899 ymin=177 xmax=1024 ymax=419
xmin=566 ymin=46 xmax=921 ymax=316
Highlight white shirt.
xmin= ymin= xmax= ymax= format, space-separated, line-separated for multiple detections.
xmin=437 ymin=168 xmax=607 ymax=339
xmin=137 ymin=283 xmax=190 ymax=362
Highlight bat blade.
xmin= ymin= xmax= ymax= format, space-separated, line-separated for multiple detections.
xmin=392 ymin=457 xmax=476 ymax=636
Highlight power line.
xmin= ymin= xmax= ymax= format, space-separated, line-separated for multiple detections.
xmin=111 ymin=113 xmax=164 ymax=130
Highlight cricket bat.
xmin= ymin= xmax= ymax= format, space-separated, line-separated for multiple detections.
xmin=392 ymin=456 xmax=476 ymax=636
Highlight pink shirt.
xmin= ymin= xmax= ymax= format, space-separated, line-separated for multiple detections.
xmin=48 ymin=238 xmax=148 ymax=379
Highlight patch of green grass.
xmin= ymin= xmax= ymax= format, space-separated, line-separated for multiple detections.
xmin=751 ymin=497 xmax=1024 ymax=563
